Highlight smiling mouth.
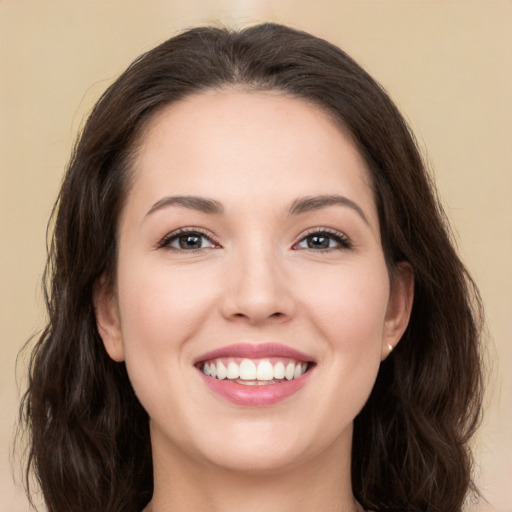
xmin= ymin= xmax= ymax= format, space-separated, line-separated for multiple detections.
xmin=197 ymin=357 xmax=312 ymax=385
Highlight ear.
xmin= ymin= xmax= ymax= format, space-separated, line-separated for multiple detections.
xmin=93 ymin=276 xmax=125 ymax=362
xmin=381 ymin=262 xmax=414 ymax=361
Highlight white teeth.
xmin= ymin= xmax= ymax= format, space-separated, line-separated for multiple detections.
xmin=274 ymin=361 xmax=285 ymax=379
xmin=226 ymin=361 xmax=240 ymax=379
xmin=201 ymin=358 xmax=309 ymax=382
xmin=285 ymin=363 xmax=295 ymax=380
xmin=256 ymin=360 xmax=274 ymax=381
xmin=216 ymin=361 xmax=227 ymax=380
xmin=239 ymin=359 xmax=257 ymax=380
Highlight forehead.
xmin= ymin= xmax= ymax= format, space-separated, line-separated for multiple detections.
xmin=127 ymin=89 xmax=377 ymax=224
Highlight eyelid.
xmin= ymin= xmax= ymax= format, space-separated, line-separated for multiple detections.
xmin=156 ymin=227 xmax=221 ymax=250
xmin=155 ymin=226 xmax=351 ymax=251
xmin=293 ymin=227 xmax=352 ymax=250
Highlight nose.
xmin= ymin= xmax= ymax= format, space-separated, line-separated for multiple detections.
xmin=219 ymin=246 xmax=296 ymax=325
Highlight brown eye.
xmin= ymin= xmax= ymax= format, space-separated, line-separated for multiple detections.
xmin=305 ymin=235 xmax=331 ymax=249
xmin=295 ymin=230 xmax=351 ymax=251
xmin=160 ymin=230 xmax=217 ymax=251
xmin=176 ymin=234 xmax=205 ymax=249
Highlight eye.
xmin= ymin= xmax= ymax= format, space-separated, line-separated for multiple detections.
xmin=294 ymin=229 xmax=351 ymax=251
xmin=158 ymin=229 xmax=219 ymax=251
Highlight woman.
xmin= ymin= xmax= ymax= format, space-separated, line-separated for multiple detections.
xmin=20 ymin=23 xmax=483 ymax=512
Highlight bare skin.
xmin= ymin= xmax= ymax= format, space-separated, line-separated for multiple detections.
xmin=95 ymin=89 xmax=413 ymax=512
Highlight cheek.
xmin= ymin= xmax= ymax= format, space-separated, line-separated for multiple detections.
xmin=113 ymin=262 xmax=219 ymax=421
xmin=292 ymin=261 xmax=390 ymax=447
xmin=299 ymin=261 xmax=390 ymax=351
xmin=115 ymin=260 xmax=220 ymax=370
xmin=298 ymin=259 xmax=389 ymax=415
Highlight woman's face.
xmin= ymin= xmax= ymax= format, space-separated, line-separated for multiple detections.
xmin=96 ymin=90 xmax=412 ymax=475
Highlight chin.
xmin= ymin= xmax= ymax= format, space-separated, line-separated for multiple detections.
xmin=183 ymin=417 xmax=351 ymax=477
xmin=202 ymin=442 xmax=313 ymax=476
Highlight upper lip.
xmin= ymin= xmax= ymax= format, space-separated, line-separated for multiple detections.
xmin=193 ymin=343 xmax=315 ymax=364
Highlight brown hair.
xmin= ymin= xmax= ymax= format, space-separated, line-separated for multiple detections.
xmin=19 ymin=23 xmax=483 ymax=512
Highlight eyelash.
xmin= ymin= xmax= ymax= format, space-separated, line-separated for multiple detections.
xmin=156 ymin=227 xmax=220 ymax=252
xmin=293 ymin=228 xmax=352 ymax=252
xmin=156 ymin=227 xmax=352 ymax=252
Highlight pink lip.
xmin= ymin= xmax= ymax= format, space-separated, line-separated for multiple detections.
xmin=198 ymin=369 xmax=313 ymax=407
xmin=194 ymin=343 xmax=315 ymax=407
xmin=193 ymin=343 xmax=314 ymax=365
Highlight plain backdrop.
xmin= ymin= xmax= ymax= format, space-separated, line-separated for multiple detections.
xmin=1 ymin=1 xmax=511 ymax=511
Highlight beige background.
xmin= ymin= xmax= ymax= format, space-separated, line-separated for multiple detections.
xmin=1 ymin=1 xmax=511 ymax=511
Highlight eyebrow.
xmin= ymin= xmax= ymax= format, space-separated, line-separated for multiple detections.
xmin=145 ymin=195 xmax=224 ymax=217
xmin=288 ymin=195 xmax=369 ymax=225
xmin=145 ymin=193 xmax=368 ymax=225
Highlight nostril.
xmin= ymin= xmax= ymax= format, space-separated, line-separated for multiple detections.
xmin=231 ymin=311 xmax=285 ymax=320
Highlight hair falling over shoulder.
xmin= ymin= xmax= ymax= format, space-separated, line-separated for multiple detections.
xmin=18 ymin=23 xmax=484 ymax=512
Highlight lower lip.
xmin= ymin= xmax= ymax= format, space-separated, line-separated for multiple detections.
xmin=199 ymin=369 xmax=313 ymax=407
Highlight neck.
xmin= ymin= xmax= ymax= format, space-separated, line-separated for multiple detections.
xmin=147 ymin=424 xmax=360 ymax=512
